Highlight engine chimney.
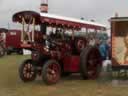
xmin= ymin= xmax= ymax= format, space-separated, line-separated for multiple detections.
xmin=115 ymin=12 xmax=119 ymax=17
xmin=40 ymin=0 xmax=48 ymax=13
xmin=40 ymin=0 xmax=48 ymax=36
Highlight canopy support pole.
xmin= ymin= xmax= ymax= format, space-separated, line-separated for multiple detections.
xmin=94 ymin=29 xmax=98 ymax=39
xmin=86 ymin=28 xmax=89 ymax=39
xmin=21 ymin=17 xmax=25 ymax=42
xmin=72 ymin=29 xmax=74 ymax=40
xmin=32 ymin=18 xmax=35 ymax=42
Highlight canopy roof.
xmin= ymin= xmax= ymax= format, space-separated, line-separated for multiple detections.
xmin=111 ymin=17 xmax=128 ymax=22
xmin=12 ymin=11 xmax=41 ymax=25
xmin=0 ymin=28 xmax=8 ymax=33
xmin=12 ymin=10 xmax=106 ymax=30
xmin=40 ymin=13 xmax=106 ymax=30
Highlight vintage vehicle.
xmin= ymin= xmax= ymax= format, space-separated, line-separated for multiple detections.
xmin=0 ymin=28 xmax=8 ymax=57
xmin=111 ymin=17 xmax=128 ymax=70
xmin=0 ymin=29 xmax=26 ymax=55
xmin=12 ymin=11 xmax=106 ymax=85
xmin=6 ymin=29 xmax=24 ymax=54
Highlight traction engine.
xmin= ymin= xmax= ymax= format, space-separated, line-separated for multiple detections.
xmin=12 ymin=11 xmax=106 ymax=85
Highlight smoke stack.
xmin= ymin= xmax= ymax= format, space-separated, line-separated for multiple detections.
xmin=40 ymin=0 xmax=48 ymax=13
xmin=115 ymin=12 xmax=119 ymax=17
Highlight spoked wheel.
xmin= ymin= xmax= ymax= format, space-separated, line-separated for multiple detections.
xmin=19 ymin=59 xmax=37 ymax=82
xmin=80 ymin=46 xmax=102 ymax=79
xmin=42 ymin=60 xmax=61 ymax=85
xmin=0 ymin=44 xmax=5 ymax=57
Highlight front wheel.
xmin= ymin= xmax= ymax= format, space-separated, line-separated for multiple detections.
xmin=42 ymin=60 xmax=61 ymax=85
xmin=19 ymin=59 xmax=37 ymax=82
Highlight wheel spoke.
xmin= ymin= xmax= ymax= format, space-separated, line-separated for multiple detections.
xmin=19 ymin=59 xmax=36 ymax=82
xmin=42 ymin=60 xmax=61 ymax=85
xmin=26 ymin=74 xmax=29 ymax=78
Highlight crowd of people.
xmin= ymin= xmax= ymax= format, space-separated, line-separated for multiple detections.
xmin=89 ymin=35 xmax=111 ymax=61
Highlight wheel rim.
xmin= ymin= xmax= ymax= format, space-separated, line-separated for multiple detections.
xmin=22 ymin=62 xmax=35 ymax=79
xmin=46 ymin=63 xmax=60 ymax=83
xmin=86 ymin=48 xmax=102 ymax=79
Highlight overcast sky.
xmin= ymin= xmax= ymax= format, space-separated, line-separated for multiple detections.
xmin=0 ymin=0 xmax=128 ymax=29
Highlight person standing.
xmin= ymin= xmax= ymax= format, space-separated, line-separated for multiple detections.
xmin=99 ymin=40 xmax=109 ymax=60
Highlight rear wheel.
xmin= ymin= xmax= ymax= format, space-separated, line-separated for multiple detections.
xmin=42 ymin=60 xmax=61 ymax=85
xmin=80 ymin=46 xmax=102 ymax=79
xmin=19 ymin=59 xmax=37 ymax=82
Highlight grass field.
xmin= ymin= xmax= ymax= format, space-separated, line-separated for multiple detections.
xmin=0 ymin=55 xmax=128 ymax=96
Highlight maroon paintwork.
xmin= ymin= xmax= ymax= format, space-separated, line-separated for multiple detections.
xmin=63 ymin=56 xmax=80 ymax=72
xmin=6 ymin=30 xmax=21 ymax=49
xmin=12 ymin=10 xmax=106 ymax=84
xmin=6 ymin=30 xmax=42 ymax=49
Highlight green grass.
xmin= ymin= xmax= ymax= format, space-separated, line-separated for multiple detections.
xmin=0 ymin=55 xmax=128 ymax=96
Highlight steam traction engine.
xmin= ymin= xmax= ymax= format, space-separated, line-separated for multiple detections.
xmin=12 ymin=11 xmax=106 ymax=85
